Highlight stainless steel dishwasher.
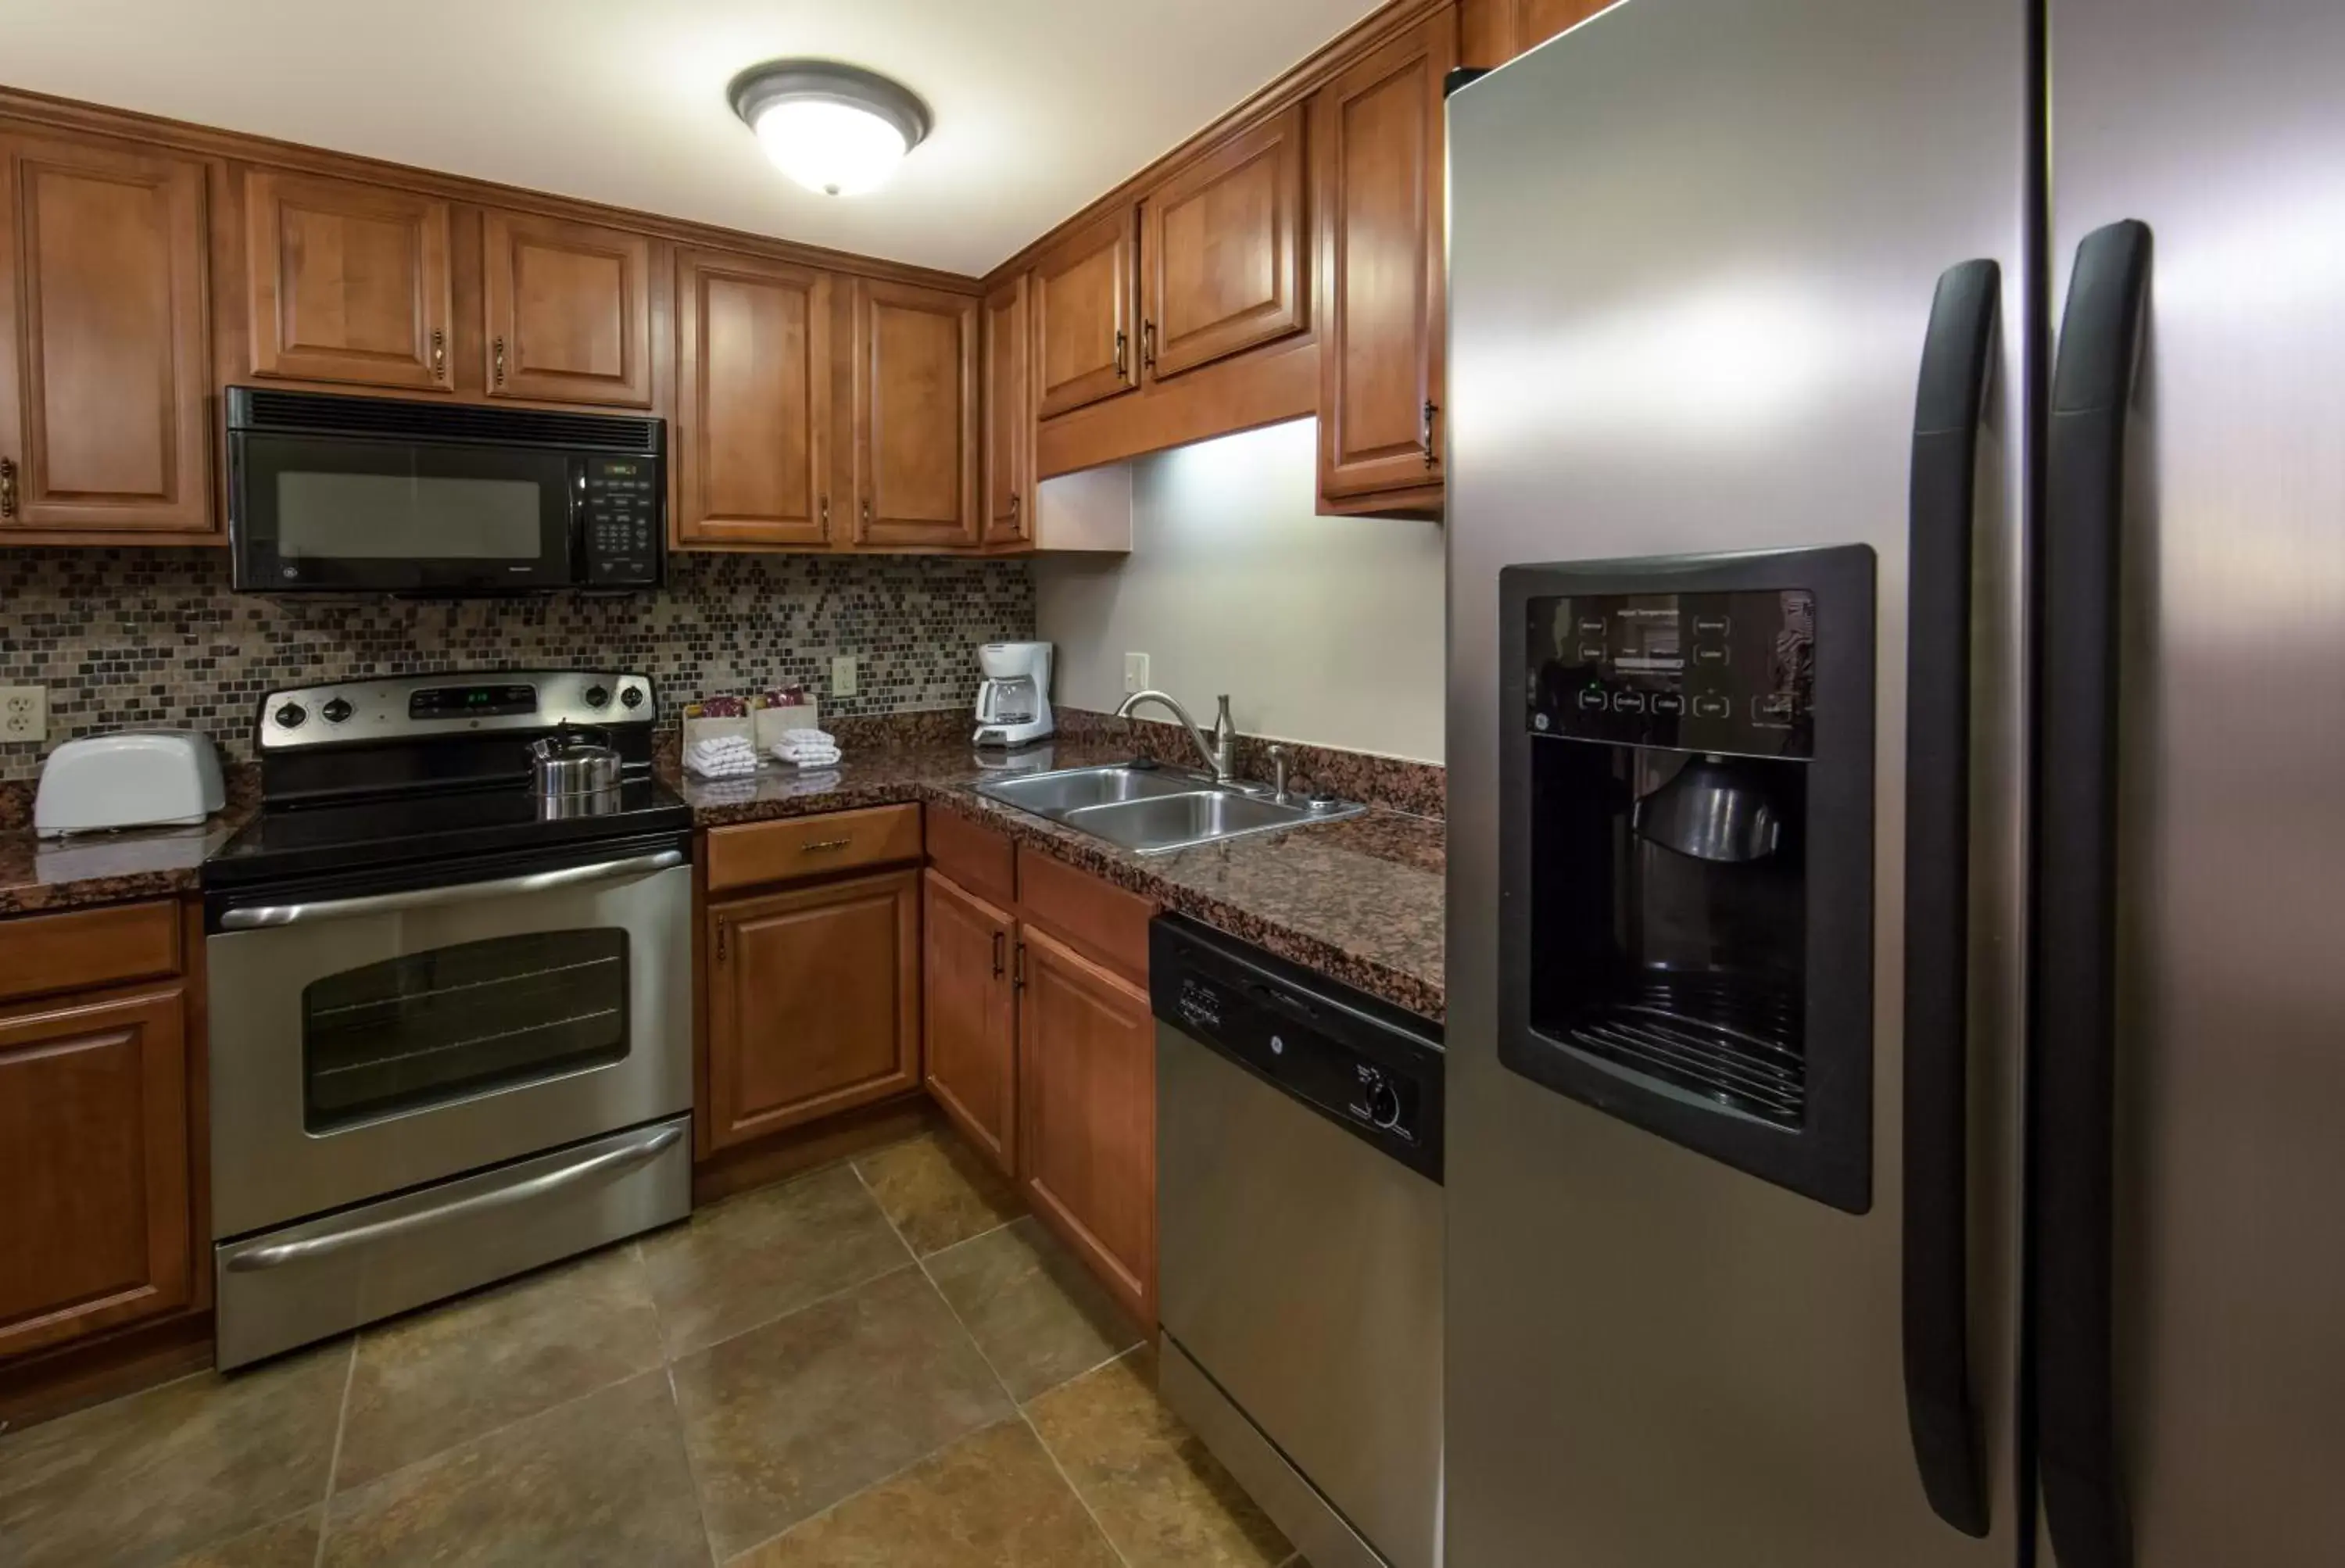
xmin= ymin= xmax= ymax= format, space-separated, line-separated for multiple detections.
xmin=1152 ymin=915 xmax=1445 ymax=1568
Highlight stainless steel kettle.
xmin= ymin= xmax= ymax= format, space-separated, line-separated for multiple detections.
xmin=529 ymin=724 xmax=620 ymax=801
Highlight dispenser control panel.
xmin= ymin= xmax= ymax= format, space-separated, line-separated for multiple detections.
xmin=1526 ymin=589 xmax=1816 ymax=758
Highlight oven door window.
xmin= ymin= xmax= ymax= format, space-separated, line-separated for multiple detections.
xmin=238 ymin=433 xmax=573 ymax=592
xmin=302 ymin=929 xmax=628 ymax=1132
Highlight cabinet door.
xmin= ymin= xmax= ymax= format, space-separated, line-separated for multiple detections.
xmin=481 ymin=209 xmax=653 ymax=407
xmin=705 ymin=871 xmax=920 ymax=1150
xmin=852 ymin=277 xmax=979 ymax=548
xmin=1033 ymin=205 xmax=1137 ymax=418
xmin=1141 ymin=104 xmax=1308 ymax=382
xmin=1018 ymin=925 xmax=1154 ymax=1323
xmin=922 ymin=872 xmax=1017 ymax=1173
xmin=0 ymin=133 xmax=210 ymax=538
xmin=1314 ymin=9 xmax=1456 ymax=500
xmin=243 ymin=168 xmax=453 ymax=391
xmin=675 ymin=247 xmax=831 ymax=547
xmin=980 ymin=274 xmax=1032 ymax=546
xmin=0 ymin=986 xmax=191 ymax=1360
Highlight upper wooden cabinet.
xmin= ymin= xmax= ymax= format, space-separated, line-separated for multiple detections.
xmin=0 ymin=131 xmax=212 ymax=540
xmin=1471 ymin=0 xmax=1612 ymax=59
xmin=1140 ymin=104 xmax=1308 ymax=383
xmin=981 ymin=274 xmax=1033 ymax=547
xmin=853 ymin=277 xmax=979 ymax=548
xmin=481 ymin=209 xmax=653 ymax=407
xmin=1033 ymin=206 xmax=1137 ymax=418
xmin=923 ymin=870 xmax=1018 ymax=1174
xmin=1316 ymin=7 xmax=1456 ymax=506
xmin=674 ymin=247 xmax=832 ymax=549
xmin=242 ymin=169 xmax=452 ymax=392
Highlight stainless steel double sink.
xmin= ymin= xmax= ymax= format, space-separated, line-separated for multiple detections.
xmin=973 ymin=763 xmax=1363 ymax=855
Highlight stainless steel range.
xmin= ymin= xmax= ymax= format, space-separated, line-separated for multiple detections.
xmin=202 ymin=671 xmax=693 ymax=1368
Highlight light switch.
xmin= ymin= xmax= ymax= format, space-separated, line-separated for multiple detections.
xmin=831 ymin=655 xmax=858 ymax=698
xmin=1124 ymin=653 xmax=1150 ymax=694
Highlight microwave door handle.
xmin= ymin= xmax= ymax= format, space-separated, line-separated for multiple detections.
xmin=217 ymin=849 xmax=685 ymax=930
xmin=1899 ymin=256 xmax=2000 ymax=1541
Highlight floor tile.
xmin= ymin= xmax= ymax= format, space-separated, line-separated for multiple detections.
xmin=639 ymin=1164 xmax=911 ymax=1357
xmin=731 ymin=1417 xmax=1119 ymax=1567
xmin=335 ymin=1242 xmax=666 ymax=1489
xmin=1027 ymin=1346 xmax=1294 ymax=1568
xmin=166 ymin=1507 xmax=323 ymax=1566
xmin=853 ymin=1131 xmax=1022 ymax=1257
xmin=0 ymin=1338 xmax=350 ymax=1568
xmin=925 ymin=1215 xmax=1144 ymax=1402
xmin=671 ymin=1265 xmax=1014 ymax=1559
xmin=319 ymin=1369 xmax=705 ymax=1568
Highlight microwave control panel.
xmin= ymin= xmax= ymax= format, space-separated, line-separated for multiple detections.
xmin=1525 ymin=589 xmax=1817 ymax=759
xmin=579 ymin=458 xmax=663 ymax=586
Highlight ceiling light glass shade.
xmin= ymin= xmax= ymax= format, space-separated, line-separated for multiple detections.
xmin=729 ymin=61 xmax=933 ymax=198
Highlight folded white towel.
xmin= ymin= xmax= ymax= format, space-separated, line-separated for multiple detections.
xmin=776 ymin=728 xmax=836 ymax=746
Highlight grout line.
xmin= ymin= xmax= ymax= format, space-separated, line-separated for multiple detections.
xmin=313 ymin=1335 xmax=360 ymax=1568
xmin=664 ymin=1359 xmax=721 ymax=1568
xmin=1021 ymin=1338 xmax=1147 ymax=1410
xmin=845 ymin=1159 xmax=927 ymax=1271
xmin=914 ymin=1211 xmax=1022 ymax=1266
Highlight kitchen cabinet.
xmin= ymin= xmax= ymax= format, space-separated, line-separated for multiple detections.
xmin=980 ymin=273 xmax=1033 ymax=547
xmin=675 ymin=247 xmax=832 ymax=548
xmin=1033 ymin=205 xmax=1138 ymax=418
xmin=481 ymin=209 xmax=653 ymax=407
xmin=922 ymin=871 xmax=1019 ymax=1174
xmin=0 ymin=130 xmax=212 ymax=541
xmin=1018 ymin=924 xmax=1156 ymax=1324
xmin=1466 ymin=0 xmax=1613 ymax=63
xmin=1314 ymin=6 xmax=1456 ymax=510
xmin=705 ymin=868 xmax=922 ymax=1150
xmin=0 ymin=985 xmax=192 ymax=1360
xmin=852 ymin=277 xmax=979 ymax=548
xmin=242 ymin=168 xmax=453 ymax=392
xmin=1140 ymin=104 xmax=1309 ymax=383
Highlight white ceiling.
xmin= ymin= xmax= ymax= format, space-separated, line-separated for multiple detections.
xmin=0 ymin=0 xmax=1386 ymax=276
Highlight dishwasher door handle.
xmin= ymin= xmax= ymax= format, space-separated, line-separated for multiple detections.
xmin=219 ymin=850 xmax=685 ymax=929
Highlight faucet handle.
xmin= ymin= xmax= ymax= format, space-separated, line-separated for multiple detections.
xmin=1212 ymin=694 xmax=1233 ymax=736
xmin=1267 ymin=743 xmax=1291 ymax=805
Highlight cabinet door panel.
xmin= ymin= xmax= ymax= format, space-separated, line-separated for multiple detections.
xmin=675 ymin=248 xmax=830 ymax=547
xmin=244 ymin=169 xmax=453 ymax=391
xmin=705 ymin=872 xmax=920 ymax=1149
xmin=853 ymin=277 xmax=978 ymax=548
xmin=922 ymin=872 xmax=1017 ymax=1173
xmin=1033 ymin=206 xmax=1137 ymax=417
xmin=1316 ymin=11 xmax=1456 ymax=499
xmin=1018 ymin=925 xmax=1153 ymax=1323
xmin=482 ymin=209 xmax=653 ymax=407
xmin=0 ymin=986 xmax=191 ymax=1359
xmin=981 ymin=274 xmax=1032 ymax=546
xmin=1143 ymin=104 xmax=1307 ymax=381
xmin=0 ymin=133 xmax=210 ymax=536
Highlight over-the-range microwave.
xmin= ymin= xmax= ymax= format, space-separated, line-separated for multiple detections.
xmin=226 ymin=386 xmax=665 ymax=595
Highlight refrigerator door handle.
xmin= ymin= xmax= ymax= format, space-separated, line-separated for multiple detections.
xmin=2033 ymin=217 xmax=2153 ymax=1568
xmin=1901 ymin=257 xmax=2000 ymax=1541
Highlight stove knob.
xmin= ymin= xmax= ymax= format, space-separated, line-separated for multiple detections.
xmin=619 ymin=685 xmax=645 ymax=710
xmin=584 ymin=685 xmax=611 ymax=709
xmin=274 ymin=702 xmax=307 ymax=730
xmin=320 ymin=697 xmax=353 ymax=725
xmin=1363 ymin=1070 xmax=1402 ymax=1131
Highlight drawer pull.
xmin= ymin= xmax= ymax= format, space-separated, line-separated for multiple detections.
xmin=800 ymin=836 xmax=853 ymax=854
xmin=992 ymin=929 xmax=1006 ymax=979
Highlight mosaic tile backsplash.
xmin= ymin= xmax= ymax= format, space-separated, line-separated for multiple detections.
xmin=0 ymin=548 xmax=1034 ymax=782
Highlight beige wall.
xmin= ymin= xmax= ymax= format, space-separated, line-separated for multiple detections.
xmin=1032 ymin=418 xmax=1447 ymax=762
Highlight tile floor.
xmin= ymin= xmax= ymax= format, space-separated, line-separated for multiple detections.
xmin=0 ymin=1130 xmax=1301 ymax=1568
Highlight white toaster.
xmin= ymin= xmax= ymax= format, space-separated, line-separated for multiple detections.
xmin=34 ymin=731 xmax=226 ymax=837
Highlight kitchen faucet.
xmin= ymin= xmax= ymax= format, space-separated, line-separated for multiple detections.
xmin=1115 ymin=689 xmax=1237 ymax=785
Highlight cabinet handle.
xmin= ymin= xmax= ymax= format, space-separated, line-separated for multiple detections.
xmin=493 ymin=335 xmax=507 ymax=387
xmin=0 ymin=456 xmax=15 ymax=518
xmin=715 ymin=922 xmax=727 ymax=962
xmin=1008 ymin=492 xmax=1020 ymax=527
xmin=820 ymin=493 xmax=831 ymax=529
xmin=861 ymin=497 xmax=873 ymax=528
xmin=1012 ymin=940 xmax=1027 ymax=991
xmin=799 ymin=837 xmax=852 ymax=854
xmin=1142 ymin=319 xmax=1156 ymax=374
xmin=992 ymin=929 xmax=1006 ymax=980
xmin=431 ymin=328 xmax=446 ymax=381
xmin=1114 ymin=329 xmax=1128 ymax=379
xmin=1422 ymin=399 xmax=1440 ymax=470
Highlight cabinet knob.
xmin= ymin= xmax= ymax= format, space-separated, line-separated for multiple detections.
xmin=493 ymin=336 xmax=507 ymax=387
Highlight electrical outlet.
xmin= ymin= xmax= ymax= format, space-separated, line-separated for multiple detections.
xmin=1124 ymin=652 xmax=1150 ymax=694
xmin=0 ymin=686 xmax=44 ymax=744
xmin=830 ymin=655 xmax=858 ymax=698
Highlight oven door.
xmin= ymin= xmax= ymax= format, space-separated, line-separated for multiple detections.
xmin=206 ymin=838 xmax=691 ymax=1239
xmin=230 ymin=428 xmax=578 ymax=592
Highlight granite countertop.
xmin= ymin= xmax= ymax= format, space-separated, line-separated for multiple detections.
xmin=0 ymin=807 xmax=251 ymax=918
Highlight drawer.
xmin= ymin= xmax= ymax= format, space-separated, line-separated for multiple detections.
xmin=925 ymin=804 xmax=1016 ymax=907
xmin=0 ymin=900 xmax=181 ymax=1006
xmin=706 ymin=804 xmax=924 ymax=893
xmin=1017 ymin=847 xmax=1153 ymax=982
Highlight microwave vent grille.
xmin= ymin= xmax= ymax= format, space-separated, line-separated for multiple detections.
xmin=229 ymin=387 xmax=661 ymax=454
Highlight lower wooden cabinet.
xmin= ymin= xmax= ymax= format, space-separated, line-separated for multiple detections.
xmin=0 ymin=986 xmax=192 ymax=1359
xmin=922 ymin=871 xmax=1018 ymax=1173
xmin=1017 ymin=924 xmax=1156 ymax=1324
xmin=705 ymin=868 xmax=922 ymax=1150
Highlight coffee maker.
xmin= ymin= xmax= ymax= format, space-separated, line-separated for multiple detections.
xmin=974 ymin=642 xmax=1054 ymax=746
xmin=1497 ymin=546 xmax=1876 ymax=1213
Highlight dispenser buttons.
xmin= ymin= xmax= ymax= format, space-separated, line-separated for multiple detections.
xmin=1692 ymin=694 xmax=1732 ymax=720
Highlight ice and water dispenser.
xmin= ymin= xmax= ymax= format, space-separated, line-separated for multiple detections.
xmin=1497 ymin=547 xmax=1875 ymax=1212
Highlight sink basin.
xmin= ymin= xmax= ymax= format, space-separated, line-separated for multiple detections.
xmin=976 ymin=763 xmax=1365 ymax=855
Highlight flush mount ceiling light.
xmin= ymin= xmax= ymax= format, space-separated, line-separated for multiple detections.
xmin=728 ymin=60 xmax=933 ymax=198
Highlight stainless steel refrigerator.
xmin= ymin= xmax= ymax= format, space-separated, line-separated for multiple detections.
xmin=1444 ymin=0 xmax=2345 ymax=1564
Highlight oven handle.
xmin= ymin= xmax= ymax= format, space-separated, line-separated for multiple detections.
xmin=224 ymin=1120 xmax=685 ymax=1273
xmin=218 ymin=849 xmax=686 ymax=929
